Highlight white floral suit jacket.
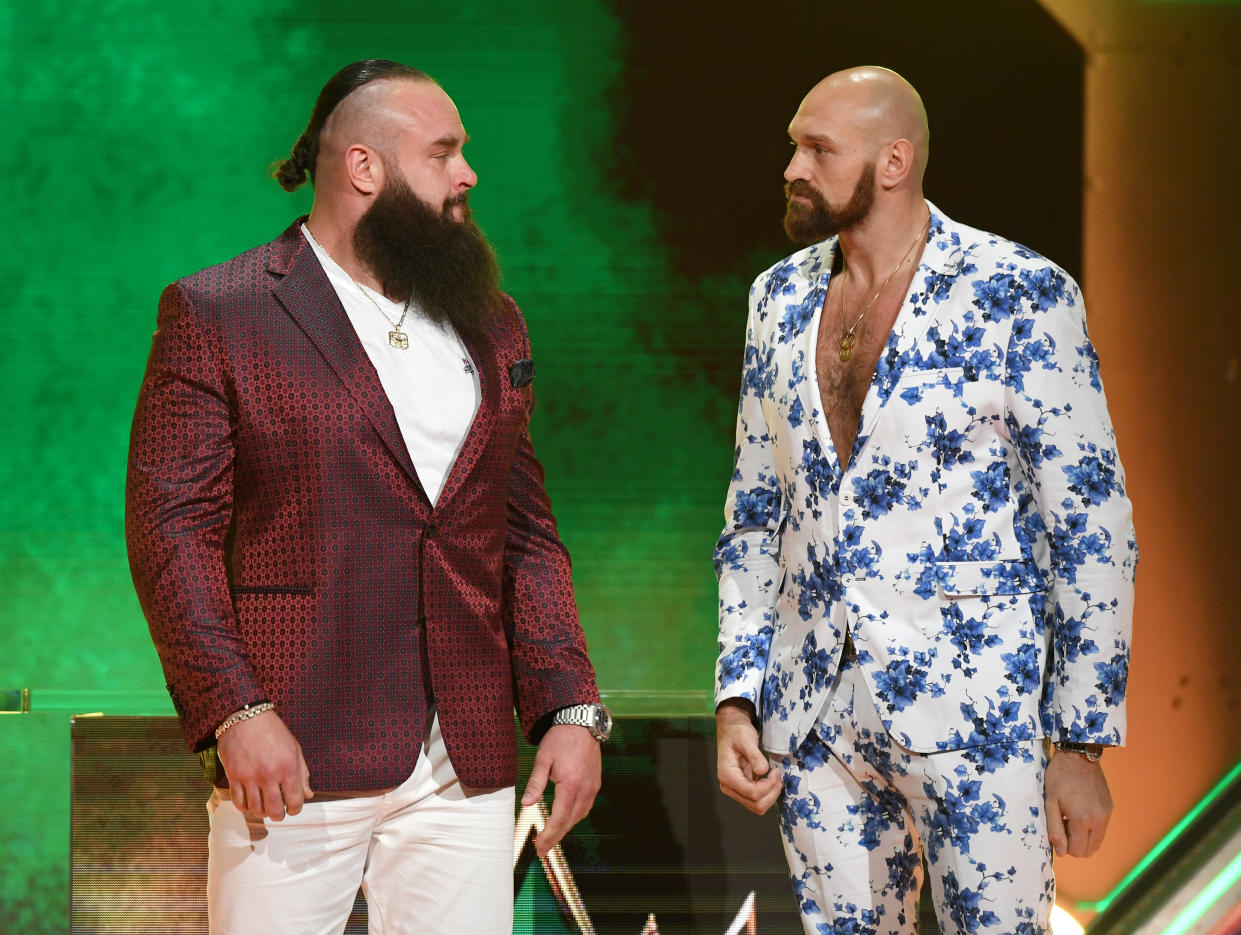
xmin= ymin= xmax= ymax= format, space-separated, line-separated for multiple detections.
xmin=715 ymin=202 xmax=1136 ymax=758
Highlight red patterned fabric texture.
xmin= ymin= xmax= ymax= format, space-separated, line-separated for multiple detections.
xmin=126 ymin=219 xmax=598 ymax=790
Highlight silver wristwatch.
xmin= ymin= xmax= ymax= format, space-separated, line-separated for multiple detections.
xmin=551 ymin=703 xmax=612 ymax=742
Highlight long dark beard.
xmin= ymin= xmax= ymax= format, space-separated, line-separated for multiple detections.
xmin=782 ymin=162 xmax=876 ymax=244
xmin=352 ymin=172 xmax=503 ymax=342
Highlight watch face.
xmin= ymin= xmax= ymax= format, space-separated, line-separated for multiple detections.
xmin=591 ymin=705 xmax=613 ymax=741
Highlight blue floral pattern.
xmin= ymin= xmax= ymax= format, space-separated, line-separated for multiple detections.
xmin=715 ymin=202 xmax=1136 ymax=759
xmin=777 ymin=663 xmax=1055 ymax=934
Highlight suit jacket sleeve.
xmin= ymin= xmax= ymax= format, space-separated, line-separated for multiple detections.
xmin=1004 ymin=271 xmax=1137 ymax=745
xmin=713 ymin=273 xmax=783 ymax=715
xmin=125 ymin=282 xmax=262 ymax=750
xmin=501 ymin=308 xmax=599 ymax=741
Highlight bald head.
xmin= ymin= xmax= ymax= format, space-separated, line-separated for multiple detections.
xmin=792 ymin=66 xmax=929 ymax=190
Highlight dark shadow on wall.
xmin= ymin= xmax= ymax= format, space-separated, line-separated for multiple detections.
xmin=598 ymin=0 xmax=1083 ymax=395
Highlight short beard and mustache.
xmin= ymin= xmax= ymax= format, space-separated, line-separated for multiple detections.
xmin=782 ymin=162 xmax=876 ymax=244
xmin=352 ymin=169 xmax=503 ymax=342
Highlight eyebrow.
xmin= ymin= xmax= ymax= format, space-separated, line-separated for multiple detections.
xmin=793 ymin=132 xmax=835 ymax=147
xmin=431 ymin=133 xmax=470 ymax=148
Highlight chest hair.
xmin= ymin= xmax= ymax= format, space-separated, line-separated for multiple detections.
xmin=815 ymin=268 xmax=916 ymax=470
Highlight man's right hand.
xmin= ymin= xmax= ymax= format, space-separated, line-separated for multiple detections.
xmin=716 ymin=699 xmax=782 ymax=815
xmin=216 ymin=710 xmax=314 ymax=821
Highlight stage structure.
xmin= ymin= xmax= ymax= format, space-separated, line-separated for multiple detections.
xmin=58 ymin=704 xmax=1241 ymax=934
xmin=68 ymin=709 xmax=804 ymax=934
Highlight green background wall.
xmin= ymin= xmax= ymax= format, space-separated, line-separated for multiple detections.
xmin=1 ymin=0 xmax=738 ymax=706
xmin=1 ymin=3 xmax=740 ymax=928
xmin=0 ymin=0 xmax=1093 ymax=929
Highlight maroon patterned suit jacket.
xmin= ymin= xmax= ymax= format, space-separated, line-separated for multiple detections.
xmin=126 ymin=219 xmax=598 ymax=791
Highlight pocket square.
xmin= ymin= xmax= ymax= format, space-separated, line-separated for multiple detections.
xmin=509 ymin=358 xmax=535 ymax=388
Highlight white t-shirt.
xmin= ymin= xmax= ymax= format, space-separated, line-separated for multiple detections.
xmin=302 ymin=225 xmax=481 ymax=505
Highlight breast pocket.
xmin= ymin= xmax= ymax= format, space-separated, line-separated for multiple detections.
xmin=899 ymin=366 xmax=967 ymax=390
xmin=895 ymin=366 xmax=995 ymax=421
xmin=496 ymin=373 xmax=533 ymax=427
xmin=892 ymin=367 xmax=1006 ymax=503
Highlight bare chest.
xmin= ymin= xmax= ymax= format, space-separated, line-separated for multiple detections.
xmin=815 ymin=280 xmax=905 ymax=468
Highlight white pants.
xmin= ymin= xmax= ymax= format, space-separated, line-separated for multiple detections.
xmin=775 ymin=662 xmax=1054 ymax=935
xmin=206 ymin=713 xmax=515 ymax=935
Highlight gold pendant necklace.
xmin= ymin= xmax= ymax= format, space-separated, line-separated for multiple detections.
xmin=303 ymin=226 xmax=412 ymax=349
xmin=354 ymin=284 xmax=412 ymax=350
xmin=837 ymin=214 xmax=931 ymax=363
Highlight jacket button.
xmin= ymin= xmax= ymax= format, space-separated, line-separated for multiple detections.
xmin=841 ymin=573 xmax=857 ymax=586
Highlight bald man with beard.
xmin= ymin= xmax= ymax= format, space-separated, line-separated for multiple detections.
xmin=714 ymin=67 xmax=1135 ymax=933
xmin=126 ymin=60 xmax=606 ymax=935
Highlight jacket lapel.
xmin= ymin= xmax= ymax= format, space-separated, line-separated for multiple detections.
xmin=433 ymin=324 xmax=499 ymax=508
xmin=785 ymin=242 xmax=845 ymax=475
xmin=849 ymin=202 xmax=964 ymax=465
xmin=266 ymin=219 xmax=426 ymax=497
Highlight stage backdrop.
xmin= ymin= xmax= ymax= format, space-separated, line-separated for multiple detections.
xmin=10 ymin=0 xmax=1232 ymax=932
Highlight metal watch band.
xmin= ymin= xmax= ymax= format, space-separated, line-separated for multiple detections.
xmin=551 ymin=703 xmax=612 ymax=741
xmin=1056 ymin=741 xmax=1104 ymax=762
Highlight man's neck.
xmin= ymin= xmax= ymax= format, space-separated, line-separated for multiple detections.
xmin=305 ymin=207 xmax=386 ymax=296
xmin=835 ymin=196 xmax=929 ymax=290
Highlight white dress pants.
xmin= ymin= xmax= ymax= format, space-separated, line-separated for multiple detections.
xmin=206 ymin=712 xmax=515 ymax=935
xmin=774 ymin=661 xmax=1055 ymax=935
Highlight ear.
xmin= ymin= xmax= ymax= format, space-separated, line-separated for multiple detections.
xmin=343 ymin=144 xmax=384 ymax=196
xmin=878 ymin=138 xmax=915 ymax=190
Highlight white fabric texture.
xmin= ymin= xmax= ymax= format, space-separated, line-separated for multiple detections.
xmin=302 ymin=225 xmax=480 ymax=505
xmin=776 ymin=662 xmax=1054 ymax=934
xmin=206 ymin=713 xmax=516 ymax=935
xmin=714 ymin=202 xmax=1135 ymax=757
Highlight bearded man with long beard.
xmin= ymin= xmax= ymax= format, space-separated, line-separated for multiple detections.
xmin=126 ymin=59 xmax=606 ymax=935
xmin=714 ymin=67 xmax=1135 ymax=934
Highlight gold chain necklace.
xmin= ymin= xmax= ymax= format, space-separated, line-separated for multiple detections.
xmin=836 ymin=213 xmax=931 ymax=363
xmin=352 ymin=281 xmax=412 ymax=350
xmin=304 ymin=227 xmax=412 ymax=350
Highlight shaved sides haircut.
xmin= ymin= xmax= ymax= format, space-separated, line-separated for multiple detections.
xmin=272 ymin=59 xmax=433 ymax=192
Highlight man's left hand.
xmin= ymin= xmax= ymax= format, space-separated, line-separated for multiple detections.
xmin=1045 ymin=749 xmax=1113 ymax=858
xmin=521 ymin=724 xmax=602 ymax=857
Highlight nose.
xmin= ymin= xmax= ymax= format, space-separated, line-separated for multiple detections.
xmin=456 ymin=155 xmax=477 ymax=191
xmin=784 ymin=149 xmax=806 ymax=183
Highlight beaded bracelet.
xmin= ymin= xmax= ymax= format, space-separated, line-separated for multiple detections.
xmin=214 ymin=701 xmax=275 ymax=740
